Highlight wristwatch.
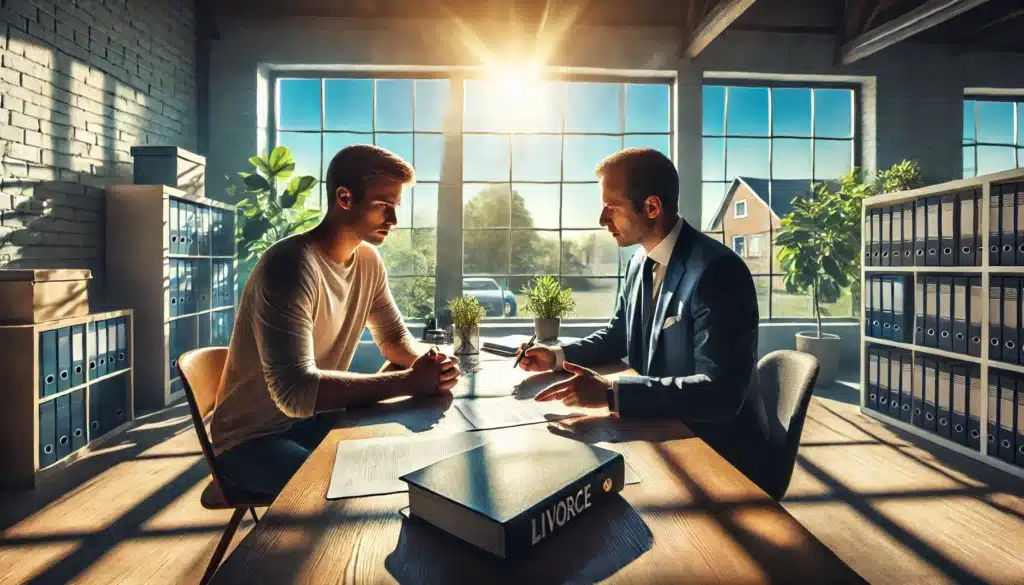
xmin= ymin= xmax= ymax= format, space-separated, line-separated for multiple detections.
xmin=605 ymin=381 xmax=619 ymax=413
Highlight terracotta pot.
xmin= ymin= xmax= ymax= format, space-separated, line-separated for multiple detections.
xmin=795 ymin=331 xmax=840 ymax=386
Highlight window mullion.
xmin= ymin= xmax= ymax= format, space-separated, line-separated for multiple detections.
xmin=435 ymin=75 xmax=465 ymax=318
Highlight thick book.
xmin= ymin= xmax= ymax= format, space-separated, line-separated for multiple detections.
xmin=400 ymin=431 xmax=625 ymax=559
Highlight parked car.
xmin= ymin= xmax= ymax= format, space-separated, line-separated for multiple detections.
xmin=463 ymin=277 xmax=517 ymax=317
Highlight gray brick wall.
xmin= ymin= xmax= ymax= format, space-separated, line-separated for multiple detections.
xmin=0 ymin=0 xmax=196 ymax=305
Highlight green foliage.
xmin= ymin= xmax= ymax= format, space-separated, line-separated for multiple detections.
xmin=448 ymin=295 xmax=487 ymax=329
xmin=878 ymin=160 xmax=923 ymax=194
xmin=776 ymin=160 xmax=923 ymax=336
xmin=378 ymin=229 xmax=437 ymax=320
xmin=521 ymin=276 xmax=576 ymax=319
xmin=230 ymin=145 xmax=321 ymax=290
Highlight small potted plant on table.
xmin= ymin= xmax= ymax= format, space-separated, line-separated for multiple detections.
xmin=522 ymin=276 xmax=576 ymax=343
xmin=448 ymin=295 xmax=487 ymax=371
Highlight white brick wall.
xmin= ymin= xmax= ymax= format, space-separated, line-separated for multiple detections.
xmin=0 ymin=0 xmax=196 ymax=303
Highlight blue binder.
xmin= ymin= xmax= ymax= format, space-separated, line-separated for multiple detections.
xmin=39 ymin=329 xmax=57 ymax=397
xmin=70 ymin=388 xmax=87 ymax=451
xmin=55 ymin=394 xmax=71 ymax=460
xmin=39 ymin=400 xmax=56 ymax=468
xmin=57 ymin=326 xmax=71 ymax=392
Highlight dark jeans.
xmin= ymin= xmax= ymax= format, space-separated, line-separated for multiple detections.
xmin=215 ymin=413 xmax=337 ymax=498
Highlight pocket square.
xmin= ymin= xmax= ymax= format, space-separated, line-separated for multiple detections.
xmin=662 ymin=316 xmax=679 ymax=330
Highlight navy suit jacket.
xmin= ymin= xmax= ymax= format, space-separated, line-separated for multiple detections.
xmin=562 ymin=219 xmax=761 ymax=425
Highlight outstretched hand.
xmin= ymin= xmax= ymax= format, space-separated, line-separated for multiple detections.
xmin=533 ymin=361 xmax=612 ymax=408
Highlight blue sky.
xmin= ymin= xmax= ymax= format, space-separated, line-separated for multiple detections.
xmin=276 ymin=79 xmax=1022 ymax=233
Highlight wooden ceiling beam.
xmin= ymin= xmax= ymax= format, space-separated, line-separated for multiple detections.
xmin=678 ymin=0 xmax=759 ymax=59
xmin=839 ymin=0 xmax=992 ymax=64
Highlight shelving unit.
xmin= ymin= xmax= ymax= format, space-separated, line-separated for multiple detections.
xmin=860 ymin=166 xmax=1024 ymax=481
xmin=0 ymin=310 xmax=134 ymax=490
xmin=105 ymin=184 xmax=236 ymax=411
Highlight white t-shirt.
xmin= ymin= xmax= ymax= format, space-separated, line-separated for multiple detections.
xmin=210 ymin=233 xmax=414 ymax=456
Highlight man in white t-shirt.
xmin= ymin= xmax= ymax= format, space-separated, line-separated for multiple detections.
xmin=210 ymin=144 xmax=460 ymax=497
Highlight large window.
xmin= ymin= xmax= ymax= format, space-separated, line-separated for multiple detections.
xmin=963 ymin=97 xmax=1024 ymax=178
xmin=275 ymin=77 xmax=448 ymax=319
xmin=462 ymin=79 xmax=670 ymax=319
xmin=273 ymin=75 xmax=673 ymax=321
xmin=702 ymin=84 xmax=856 ymax=319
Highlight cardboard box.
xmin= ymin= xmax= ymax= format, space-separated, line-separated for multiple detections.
xmin=130 ymin=145 xmax=206 ymax=198
xmin=0 ymin=269 xmax=91 ymax=324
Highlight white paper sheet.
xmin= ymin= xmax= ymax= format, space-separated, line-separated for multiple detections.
xmin=454 ymin=396 xmax=585 ymax=431
xmin=326 ymin=433 xmax=492 ymax=500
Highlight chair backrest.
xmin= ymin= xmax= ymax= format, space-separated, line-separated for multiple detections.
xmin=177 ymin=347 xmax=230 ymax=500
xmin=755 ymin=349 xmax=819 ymax=500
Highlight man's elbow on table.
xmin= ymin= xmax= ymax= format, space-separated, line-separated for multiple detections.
xmin=265 ymin=368 xmax=320 ymax=419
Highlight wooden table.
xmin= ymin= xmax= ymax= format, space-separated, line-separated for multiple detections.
xmin=208 ymin=348 xmax=867 ymax=584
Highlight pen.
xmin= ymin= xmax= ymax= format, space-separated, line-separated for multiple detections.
xmin=512 ymin=334 xmax=537 ymax=369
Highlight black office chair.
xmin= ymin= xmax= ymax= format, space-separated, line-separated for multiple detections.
xmin=753 ymin=349 xmax=820 ymax=501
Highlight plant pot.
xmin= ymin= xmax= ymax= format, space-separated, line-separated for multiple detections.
xmin=534 ymin=318 xmax=560 ymax=343
xmin=795 ymin=331 xmax=841 ymax=386
xmin=453 ymin=323 xmax=480 ymax=355
xmin=453 ymin=323 xmax=481 ymax=372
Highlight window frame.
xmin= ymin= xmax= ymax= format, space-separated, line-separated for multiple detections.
xmin=267 ymin=69 xmax=676 ymax=324
xmin=733 ymin=199 xmax=747 ymax=218
xmin=731 ymin=235 xmax=745 ymax=257
xmin=702 ymin=79 xmax=861 ymax=321
xmin=749 ymin=234 xmax=761 ymax=257
xmin=963 ymin=94 xmax=1024 ymax=179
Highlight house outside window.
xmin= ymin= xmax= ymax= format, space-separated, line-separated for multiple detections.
xmin=734 ymin=199 xmax=747 ymax=218
xmin=702 ymin=83 xmax=857 ymax=320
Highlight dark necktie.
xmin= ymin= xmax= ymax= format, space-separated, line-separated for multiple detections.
xmin=640 ymin=256 xmax=656 ymax=374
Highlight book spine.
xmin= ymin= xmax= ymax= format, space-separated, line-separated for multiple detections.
xmin=504 ymin=454 xmax=626 ymax=557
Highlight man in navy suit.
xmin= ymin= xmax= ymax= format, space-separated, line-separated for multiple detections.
xmin=520 ymin=148 xmax=765 ymax=481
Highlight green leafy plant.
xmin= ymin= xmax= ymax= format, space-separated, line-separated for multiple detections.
xmin=877 ymin=159 xmax=923 ymax=194
xmin=775 ymin=183 xmax=857 ymax=339
xmin=447 ymin=295 xmax=487 ymax=329
xmin=775 ymin=160 xmax=923 ymax=337
xmin=521 ymin=276 xmax=576 ymax=319
xmin=230 ymin=146 xmax=322 ymax=287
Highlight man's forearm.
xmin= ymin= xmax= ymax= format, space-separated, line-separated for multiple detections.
xmin=379 ymin=335 xmax=422 ymax=369
xmin=312 ymin=369 xmax=413 ymax=413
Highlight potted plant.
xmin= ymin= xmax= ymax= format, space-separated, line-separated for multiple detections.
xmin=521 ymin=276 xmax=576 ymax=342
xmin=230 ymin=145 xmax=322 ymax=291
xmin=447 ymin=295 xmax=487 ymax=370
xmin=775 ymin=182 xmax=859 ymax=386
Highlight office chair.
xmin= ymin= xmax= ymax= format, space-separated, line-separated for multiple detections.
xmin=754 ymin=349 xmax=820 ymax=501
xmin=177 ymin=347 xmax=275 ymax=585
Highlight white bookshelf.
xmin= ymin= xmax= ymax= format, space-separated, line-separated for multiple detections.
xmin=105 ymin=184 xmax=237 ymax=411
xmin=860 ymin=166 xmax=1024 ymax=481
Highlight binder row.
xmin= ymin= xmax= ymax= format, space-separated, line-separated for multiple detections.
xmin=866 ymin=275 xmax=914 ymax=343
xmin=169 ymin=259 xmax=235 ymax=318
xmin=988 ymin=369 xmax=1024 ymax=468
xmin=913 ymin=275 xmax=983 ymax=357
xmin=169 ymin=197 xmax=235 ymax=257
xmin=988 ymin=181 xmax=1024 ymax=267
xmin=168 ymin=310 xmax=234 ymax=383
xmin=988 ymin=276 xmax=1024 ymax=365
xmin=867 ymin=346 xmax=983 ymax=450
xmin=38 ymin=317 xmax=130 ymax=398
xmin=38 ymin=374 xmax=129 ymax=469
xmin=866 ymin=188 xmax=982 ymax=267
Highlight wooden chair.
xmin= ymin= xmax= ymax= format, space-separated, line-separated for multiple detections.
xmin=177 ymin=347 xmax=275 ymax=585
xmin=755 ymin=349 xmax=820 ymax=501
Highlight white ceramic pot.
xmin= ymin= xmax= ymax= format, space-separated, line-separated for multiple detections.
xmin=795 ymin=331 xmax=840 ymax=386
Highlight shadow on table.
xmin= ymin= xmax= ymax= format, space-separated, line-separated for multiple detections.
xmin=334 ymin=393 xmax=457 ymax=433
xmin=384 ymin=493 xmax=651 ymax=585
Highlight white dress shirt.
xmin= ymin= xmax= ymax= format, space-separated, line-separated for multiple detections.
xmin=550 ymin=216 xmax=683 ymax=372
